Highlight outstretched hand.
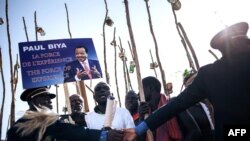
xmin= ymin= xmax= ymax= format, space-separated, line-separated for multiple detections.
xmin=71 ymin=112 xmax=86 ymax=126
xmin=91 ymin=65 xmax=101 ymax=77
xmin=76 ymin=68 xmax=87 ymax=79
xmin=123 ymin=128 xmax=137 ymax=141
xmin=108 ymin=129 xmax=124 ymax=141
xmin=138 ymin=102 xmax=149 ymax=120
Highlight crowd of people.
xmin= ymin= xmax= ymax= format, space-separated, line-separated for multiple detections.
xmin=7 ymin=21 xmax=250 ymax=141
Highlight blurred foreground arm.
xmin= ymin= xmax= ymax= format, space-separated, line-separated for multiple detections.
xmin=100 ymin=129 xmax=124 ymax=141
xmin=123 ymin=122 xmax=149 ymax=141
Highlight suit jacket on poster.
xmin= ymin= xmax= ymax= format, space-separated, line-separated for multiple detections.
xmin=145 ymin=52 xmax=250 ymax=141
xmin=63 ymin=59 xmax=102 ymax=83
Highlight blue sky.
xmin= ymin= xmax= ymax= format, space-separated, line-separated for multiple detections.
xmin=1 ymin=0 xmax=250 ymax=139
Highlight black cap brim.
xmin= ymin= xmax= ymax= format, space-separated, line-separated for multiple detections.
xmin=20 ymin=87 xmax=56 ymax=101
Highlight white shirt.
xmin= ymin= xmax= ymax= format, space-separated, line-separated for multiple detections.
xmin=85 ymin=107 xmax=135 ymax=130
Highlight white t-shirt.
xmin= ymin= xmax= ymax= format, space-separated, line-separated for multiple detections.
xmin=85 ymin=107 xmax=135 ymax=130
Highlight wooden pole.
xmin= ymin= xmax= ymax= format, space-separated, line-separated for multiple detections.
xmin=6 ymin=0 xmax=15 ymax=126
xmin=79 ymin=81 xmax=89 ymax=112
xmin=208 ymin=49 xmax=219 ymax=60
xmin=22 ymin=17 xmax=29 ymax=42
xmin=144 ymin=0 xmax=167 ymax=95
xmin=149 ymin=49 xmax=158 ymax=78
xmin=55 ymin=84 xmax=59 ymax=114
xmin=0 ymin=48 xmax=6 ymax=138
xmin=63 ymin=84 xmax=72 ymax=114
xmin=102 ymin=0 xmax=110 ymax=84
xmin=127 ymin=41 xmax=134 ymax=60
xmin=126 ymin=41 xmax=134 ymax=90
xmin=65 ymin=3 xmax=72 ymax=39
xmin=13 ymin=54 xmax=19 ymax=94
xmin=118 ymin=37 xmax=133 ymax=90
xmin=124 ymin=0 xmax=145 ymax=101
xmin=178 ymin=23 xmax=200 ymax=69
xmin=171 ymin=6 xmax=197 ymax=73
xmin=85 ymin=84 xmax=97 ymax=106
xmin=64 ymin=3 xmax=76 ymax=121
xmin=62 ymin=85 xmax=74 ymax=125
xmin=64 ymin=3 xmax=89 ymax=114
xmin=34 ymin=11 xmax=38 ymax=41
xmin=112 ymin=27 xmax=122 ymax=107
xmin=5 ymin=114 xmax=10 ymax=140
xmin=124 ymin=1 xmax=153 ymax=140
xmin=118 ymin=37 xmax=128 ymax=94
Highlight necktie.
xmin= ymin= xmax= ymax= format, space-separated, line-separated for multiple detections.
xmin=83 ymin=62 xmax=92 ymax=79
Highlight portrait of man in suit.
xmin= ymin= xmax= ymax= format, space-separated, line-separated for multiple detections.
xmin=63 ymin=45 xmax=102 ymax=83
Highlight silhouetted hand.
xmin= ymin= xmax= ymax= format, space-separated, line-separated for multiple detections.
xmin=123 ymin=128 xmax=137 ymax=141
xmin=108 ymin=129 xmax=124 ymax=141
xmin=138 ymin=102 xmax=149 ymax=120
xmin=71 ymin=112 xmax=86 ymax=126
xmin=102 ymin=126 xmax=112 ymax=131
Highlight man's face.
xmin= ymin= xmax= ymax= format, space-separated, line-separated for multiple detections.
xmin=94 ymin=83 xmax=111 ymax=106
xmin=70 ymin=95 xmax=83 ymax=113
xmin=75 ymin=47 xmax=88 ymax=63
xmin=125 ymin=94 xmax=139 ymax=113
xmin=33 ymin=95 xmax=53 ymax=110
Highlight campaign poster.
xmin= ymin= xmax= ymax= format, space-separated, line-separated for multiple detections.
xmin=19 ymin=38 xmax=102 ymax=89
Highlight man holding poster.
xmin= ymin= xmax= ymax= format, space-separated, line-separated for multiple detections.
xmin=63 ymin=45 xmax=102 ymax=83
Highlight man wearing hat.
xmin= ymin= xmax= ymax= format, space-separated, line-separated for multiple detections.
xmin=123 ymin=22 xmax=250 ymax=141
xmin=7 ymin=86 xmax=124 ymax=141
xmin=20 ymin=86 xmax=56 ymax=110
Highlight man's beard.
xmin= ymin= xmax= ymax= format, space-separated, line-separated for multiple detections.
xmin=98 ymin=100 xmax=107 ymax=106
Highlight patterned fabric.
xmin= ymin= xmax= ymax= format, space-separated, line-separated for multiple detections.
xmin=155 ymin=94 xmax=183 ymax=141
xmin=7 ymin=110 xmax=102 ymax=141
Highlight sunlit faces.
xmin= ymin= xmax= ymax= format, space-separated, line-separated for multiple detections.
xmin=75 ymin=47 xmax=88 ymax=63
xmin=94 ymin=82 xmax=111 ymax=105
xmin=125 ymin=92 xmax=139 ymax=113
xmin=70 ymin=95 xmax=83 ymax=112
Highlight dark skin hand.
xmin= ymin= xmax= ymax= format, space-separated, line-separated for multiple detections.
xmin=71 ymin=112 xmax=87 ymax=126
xmin=138 ymin=102 xmax=150 ymax=120
xmin=108 ymin=129 xmax=124 ymax=141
